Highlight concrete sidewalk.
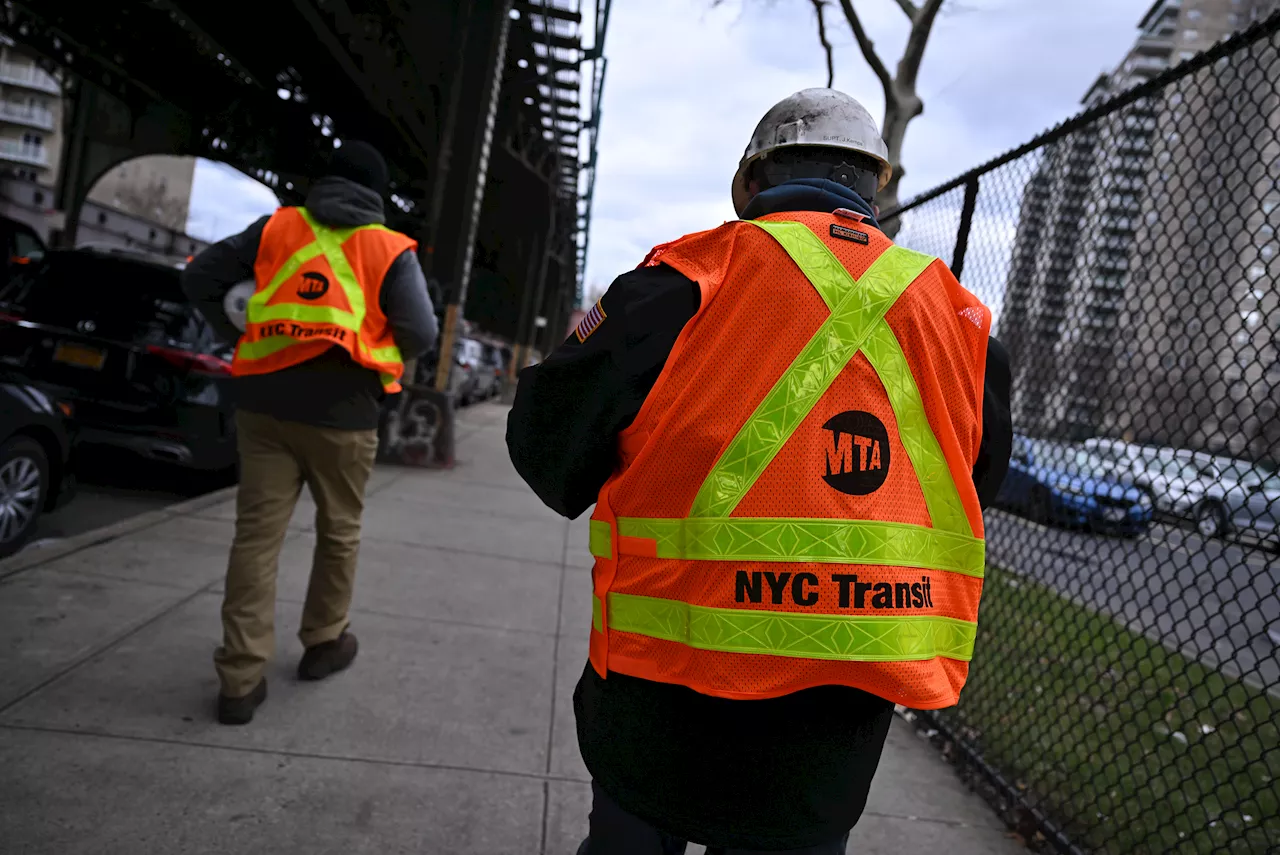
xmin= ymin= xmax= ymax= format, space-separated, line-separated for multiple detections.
xmin=0 ymin=403 xmax=1022 ymax=854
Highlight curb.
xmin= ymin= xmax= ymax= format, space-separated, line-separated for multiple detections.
xmin=0 ymin=485 xmax=239 ymax=582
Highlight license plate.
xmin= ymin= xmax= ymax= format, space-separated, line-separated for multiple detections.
xmin=1102 ymin=507 xmax=1128 ymax=522
xmin=53 ymin=342 xmax=106 ymax=370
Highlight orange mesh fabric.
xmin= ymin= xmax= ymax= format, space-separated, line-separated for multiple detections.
xmin=235 ymin=207 xmax=416 ymax=389
xmin=588 ymin=212 xmax=991 ymax=709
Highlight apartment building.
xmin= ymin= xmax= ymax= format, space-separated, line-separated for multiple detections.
xmin=1102 ymin=0 xmax=1280 ymax=460
xmin=0 ymin=39 xmax=63 ymax=184
xmin=1000 ymin=0 xmax=1276 ymax=451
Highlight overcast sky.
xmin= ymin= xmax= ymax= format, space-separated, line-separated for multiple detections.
xmin=186 ymin=0 xmax=1156 ymax=305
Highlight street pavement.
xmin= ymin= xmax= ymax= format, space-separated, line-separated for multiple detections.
xmin=985 ymin=510 xmax=1280 ymax=693
xmin=0 ymin=402 xmax=1021 ymax=855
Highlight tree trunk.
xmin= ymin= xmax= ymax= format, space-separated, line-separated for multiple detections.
xmin=877 ymin=88 xmax=922 ymax=236
xmin=832 ymin=0 xmax=945 ymax=237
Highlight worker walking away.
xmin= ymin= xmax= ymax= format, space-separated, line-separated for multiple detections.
xmin=182 ymin=141 xmax=437 ymax=725
xmin=507 ymin=89 xmax=1012 ymax=853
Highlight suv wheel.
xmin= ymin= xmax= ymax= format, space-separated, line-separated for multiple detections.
xmin=0 ymin=437 xmax=49 ymax=558
xmin=1195 ymin=501 xmax=1227 ymax=540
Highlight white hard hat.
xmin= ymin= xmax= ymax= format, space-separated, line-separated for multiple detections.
xmin=731 ymin=88 xmax=892 ymax=216
xmin=223 ymin=281 xmax=255 ymax=333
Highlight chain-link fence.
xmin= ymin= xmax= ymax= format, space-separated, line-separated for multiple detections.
xmin=880 ymin=11 xmax=1280 ymax=855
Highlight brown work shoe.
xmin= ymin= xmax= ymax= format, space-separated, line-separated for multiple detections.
xmin=297 ymin=630 xmax=359 ymax=681
xmin=217 ymin=678 xmax=267 ymax=726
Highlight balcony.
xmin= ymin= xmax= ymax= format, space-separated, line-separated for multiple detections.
xmin=0 ymin=101 xmax=54 ymax=131
xmin=0 ymin=63 xmax=60 ymax=94
xmin=0 ymin=139 xmax=49 ymax=167
xmin=1125 ymin=54 xmax=1171 ymax=77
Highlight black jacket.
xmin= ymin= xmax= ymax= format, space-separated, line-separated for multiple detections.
xmin=507 ymin=181 xmax=1012 ymax=849
xmin=181 ymin=176 xmax=438 ymax=430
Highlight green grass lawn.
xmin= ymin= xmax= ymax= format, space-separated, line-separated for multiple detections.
xmin=943 ymin=566 xmax=1280 ymax=854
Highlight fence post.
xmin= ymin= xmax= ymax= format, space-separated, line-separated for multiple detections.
xmin=950 ymin=175 xmax=980 ymax=279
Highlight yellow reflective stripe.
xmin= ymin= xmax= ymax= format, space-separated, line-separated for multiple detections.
xmin=250 ymin=302 xmax=357 ymax=327
xmin=689 ymin=237 xmax=934 ymax=518
xmin=597 ymin=592 xmax=976 ymax=662
xmin=297 ymin=208 xmax=369 ymax=326
xmin=588 ymin=516 xmax=984 ymax=576
xmin=592 ymin=595 xmax=604 ymax=633
xmin=746 ymin=221 xmax=970 ymax=536
xmin=589 ymin=519 xmax=613 ymax=559
xmin=236 ymin=335 xmax=298 ymax=362
xmin=861 ymin=324 xmax=972 ymax=535
xmin=367 ymin=343 xmax=403 ymax=364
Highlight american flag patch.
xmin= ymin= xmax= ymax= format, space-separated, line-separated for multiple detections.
xmin=575 ymin=299 xmax=607 ymax=343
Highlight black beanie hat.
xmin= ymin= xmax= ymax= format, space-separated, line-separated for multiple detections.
xmin=327 ymin=140 xmax=390 ymax=196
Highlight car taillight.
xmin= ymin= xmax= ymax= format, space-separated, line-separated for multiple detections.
xmin=147 ymin=345 xmax=233 ymax=376
xmin=0 ymin=310 xmax=22 ymax=323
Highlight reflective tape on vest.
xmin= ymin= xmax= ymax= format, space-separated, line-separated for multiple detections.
xmin=590 ymin=517 xmax=984 ymax=576
xmin=753 ymin=220 xmax=973 ymax=537
xmin=595 ymin=592 xmax=977 ymax=662
xmin=688 ymin=239 xmax=938 ymax=522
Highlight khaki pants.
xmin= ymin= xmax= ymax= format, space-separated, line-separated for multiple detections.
xmin=215 ymin=410 xmax=379 ymax=697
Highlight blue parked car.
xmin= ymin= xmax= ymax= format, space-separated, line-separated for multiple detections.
xmin=997 ymin=435 xmax=1153 ymax=536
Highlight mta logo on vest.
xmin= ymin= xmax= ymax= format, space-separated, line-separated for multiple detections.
xmin=298 ymin=271 xmax=330 ymax=301
xmin=823 ymin=410 xmax=890 ymax=495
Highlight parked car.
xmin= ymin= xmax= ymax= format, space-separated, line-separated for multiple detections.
xmin=1183 ymin=464 xmax=1279 ymax=544
xmin=0 ymin=378 xmax=76 ymax=557
xmin=1127 ymin=454 xmax=1218 ymax=516
xmin=451 ymin=337 xmax=486 ymax=405
xmin=1201 ymin=470 xmax=1280 ymax=548
xmin=997 ymin=435 xmax=1153 ymax=536
xmin=475 ymin=341 xmax=506 ymax=401
xmin=0 ymin=248 xmax=237 ymax=473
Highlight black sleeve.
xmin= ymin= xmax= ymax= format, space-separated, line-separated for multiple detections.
xmin=379 ymin=248 xmax=438 ymax=359
xmin=972 ymin=335 xmax=1012 ymax=509
xmin=506 ymin=265 xmax=700 ymax=518
xmin=180 ymin=215 xmax=269 ymax=343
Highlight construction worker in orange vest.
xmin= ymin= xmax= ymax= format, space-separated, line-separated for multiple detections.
xmin=182 ymin=141 xmax=436 ymax=725
xmin=508 ymin=89 xmax=1012 ymax=853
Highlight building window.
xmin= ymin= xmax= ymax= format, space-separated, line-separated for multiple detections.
xmin=148 ymin=228 xmax=157 ymax=240
xmin=97 ymin=212 xmax=107 ymax=225
xmin=32 ymin=190 xmax=43 ymax=205
xmin=1187 ymin=9 xmax=1202 ymax=20
xmin=1184 ymin=29 xmax=1199 ymax=41
xmin=1180 ymin=50 xmax=1197 ymax=61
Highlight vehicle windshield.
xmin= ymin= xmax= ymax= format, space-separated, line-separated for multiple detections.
xmin=1159 ymin=459 xmax=1207 ymax=481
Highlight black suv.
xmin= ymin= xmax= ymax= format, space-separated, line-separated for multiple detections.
xmin=0 ymin=378 xmax=76 ymax=557
xmin=0 ymin=248 xmax=237 ymax=472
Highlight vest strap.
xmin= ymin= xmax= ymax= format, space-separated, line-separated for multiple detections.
xmin=591 ymin=516 xmax=984 ymax=576
xmin=688 ymin=241 xmax=934 ymax=519
xmin=596 ymin=592 xmax=977 ymax=662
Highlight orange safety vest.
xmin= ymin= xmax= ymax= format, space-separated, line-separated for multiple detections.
xmin=231 ymin=207 xmax=417 ymax=392
xmin=586 ymin=210 xmax=992 ymax=709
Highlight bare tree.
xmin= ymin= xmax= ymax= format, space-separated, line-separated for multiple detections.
xmin=809 ymin=0 xmax=836 ymax=88
xmin=835 ymin=0 xmax=946 ymax=231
